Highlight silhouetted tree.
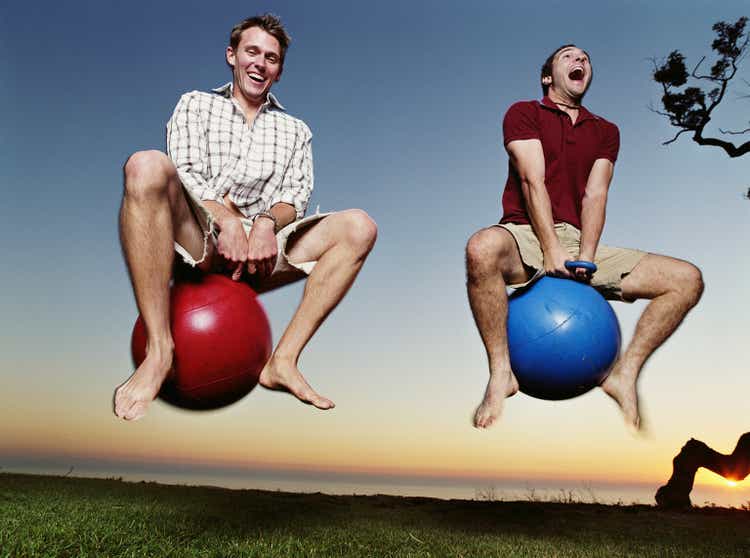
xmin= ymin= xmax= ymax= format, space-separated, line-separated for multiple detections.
xmin=651 ymin=16 xmax=749 ymax=159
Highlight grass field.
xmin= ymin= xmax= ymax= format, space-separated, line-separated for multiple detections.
xmin=1 ymin=473 xmax=749 ymax=557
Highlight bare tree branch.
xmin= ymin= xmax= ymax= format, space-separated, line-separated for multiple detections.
xmin=691 ymin=56 xmax=714 ymax=80
xmin=647 ymin=104 xmax=675 ymax=119
xmin=692 ymin=129 xmax=750 ymax=157
xmin=662 ymin=128 xmax=691 ymax=145
xmin=719 ymin=126 xmax=750 ymax=135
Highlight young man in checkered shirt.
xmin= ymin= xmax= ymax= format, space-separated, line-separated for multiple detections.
xmin=466 ymin=45 xmax=703 ymax=431
xmin=114 ymin=14 xmax=377 ymax=421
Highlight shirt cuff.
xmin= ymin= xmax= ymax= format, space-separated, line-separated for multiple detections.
xmin=270 ymin=195 xmax=306 ymax=219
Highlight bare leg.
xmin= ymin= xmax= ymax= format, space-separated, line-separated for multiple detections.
xmin=601 ymin=254 xmax=703 ymax=430
xmin=258 ymin=209 xmax=377 ymax=409
xmin=114 ymin=150 xmax=208 ymax=421
xmin=465 ymin=227 xmax=529 ymax=428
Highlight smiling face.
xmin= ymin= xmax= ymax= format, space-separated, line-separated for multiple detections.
xmin=226 ymin=26 xmax=283 ymax=109
xmin=542 ymin=45 xmax=592 ymax=104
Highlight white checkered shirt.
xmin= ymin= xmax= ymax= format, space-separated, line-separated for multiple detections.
xmin=166 ymin=83 xmax=313 ymax=219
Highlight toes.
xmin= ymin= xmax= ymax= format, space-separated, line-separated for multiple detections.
xmin=476 ymin=417 xmax=492 ymax=429
xmin=312 ymin=395 xmax=335 ymax=409
xmin=113 ymin=385 xmax=149 ymax=421
xmin=301 ymin=390 xmax=334 ymax=410
xmin=473 ymin=407 xmax=496 ymax=429
xmin=113 ymin=390 xmax=132 ymax=418
xmin=312 ymin=398 xmax=335 ymax=410
xmin=124 ymin=402 xmax=148 ymax=421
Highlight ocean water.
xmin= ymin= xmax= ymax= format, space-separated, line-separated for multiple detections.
xmin=4 ymin=460 xmax=748 ymax=508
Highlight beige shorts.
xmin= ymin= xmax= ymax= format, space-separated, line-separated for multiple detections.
xmin=175 ymin=186 xmax=330 ymax=292
xmin=496 ymin=222 xmax=646 ymax=301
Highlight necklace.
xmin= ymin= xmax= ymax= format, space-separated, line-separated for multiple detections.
xmin=554 ymin=100 xmax=581 ymax=110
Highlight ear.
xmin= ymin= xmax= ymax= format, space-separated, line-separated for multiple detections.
xmin=226 ymin=46 xmax=236 ymax=68
xmin=542 ymin=75 xmax=552 ymax=85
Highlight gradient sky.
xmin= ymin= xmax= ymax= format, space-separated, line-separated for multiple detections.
xmin=2 ymin=0 xmax=749 ymax=497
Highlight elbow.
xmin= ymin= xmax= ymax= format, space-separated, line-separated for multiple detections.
xmin=582 ymin=189 xmax=608 ymax=207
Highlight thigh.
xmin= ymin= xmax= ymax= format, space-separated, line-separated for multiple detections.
xmin=620 ymin=253 xmax=695 ymax=301
xmin=171 ymin=183 xmax=219 ymax=273
xmin=490 ymin=224 xmax=539 ymax=285
xmin=248 ymin=267 xmax=306 ymax=294
xmin=468 ymin=225 xmax=530 ymax=285
xmin=247 ymin=212 xmax=336 ymax=293
xmin=283 ymin=210 xmax=356 ymax=264
xmin=591 ymin=244 xmax=646 ymax=301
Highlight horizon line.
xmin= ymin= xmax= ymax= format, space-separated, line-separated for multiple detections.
xmin=1 ymin=449 xmax=730 ymax=490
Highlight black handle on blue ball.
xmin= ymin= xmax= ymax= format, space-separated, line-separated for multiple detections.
xmin=565 ymin=260 xmax=597 ymax=273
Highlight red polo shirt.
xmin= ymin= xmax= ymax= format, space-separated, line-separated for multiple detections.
xmin=499 ymin=96 xmax=620 ymax=230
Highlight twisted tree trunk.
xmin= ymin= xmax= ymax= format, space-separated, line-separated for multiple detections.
xmin=655 ymin=433 xmax=750 ymax=508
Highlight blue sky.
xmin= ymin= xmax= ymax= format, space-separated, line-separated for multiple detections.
xmin=2 ymin=0 xmax=749 ymax=499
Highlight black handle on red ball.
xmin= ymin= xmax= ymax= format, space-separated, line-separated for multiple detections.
xmin=565 ymin=260 xmax=597 ymax=273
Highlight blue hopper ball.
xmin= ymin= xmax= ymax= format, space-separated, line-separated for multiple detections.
xmin=507 ymin=274 xmax=621 ymax=400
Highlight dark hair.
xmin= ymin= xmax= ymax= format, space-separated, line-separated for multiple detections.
xmin=230 ymin=14 xmax=291 ymax=67
xmin=540 ymin=44 xmax=592 ymax=95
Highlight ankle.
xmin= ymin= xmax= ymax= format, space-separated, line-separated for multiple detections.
xmin=610 ymin=362 xmax=639 ymax=381
xmin=145 ymin=338 xmax=175 ymax=364
xmin=269 ymin=352 xmax=298 ymax=366
xmin=488 ymin=365 xmax=513 ymax=379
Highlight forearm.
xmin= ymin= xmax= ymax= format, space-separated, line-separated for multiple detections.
xmin=522 ymin=179 xmax=563 ymax=254
xmin=578 ymin=191 xmax=607 ymax=261
xmin=203 ymin=200 xmax=243 ymax=229
xmin=579 ymin=158 xmax=614 ymax=262
xmin=269 ymin=202 xmax=297 ymax=231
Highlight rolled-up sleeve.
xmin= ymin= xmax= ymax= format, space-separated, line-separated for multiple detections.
xmin=166 ymin=93 xmax=225 ymax=202
xmin=271 ymin=123 xmax=313 ymax=219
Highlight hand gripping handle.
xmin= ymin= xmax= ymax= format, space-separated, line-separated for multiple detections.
xmin=565 ymin=260 xmax=597 ymax=273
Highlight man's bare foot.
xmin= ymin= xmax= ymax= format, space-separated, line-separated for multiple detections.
xmin=259 ymin=356 xmax=335 ymax=410
xmin=113 ymin=348 xmax=173 ymax=421
xmin=601 ymin=366 xmax=641 ymax=432
xmin=473 ymin=370 xmax=519 ymax=429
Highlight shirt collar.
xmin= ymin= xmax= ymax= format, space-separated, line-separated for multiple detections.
xmin=211 ymin=82 xmax=286 ymax=111
xmin=540 ymin=95 xmax=595 ymax=123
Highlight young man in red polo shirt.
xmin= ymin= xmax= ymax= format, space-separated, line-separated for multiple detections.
xmin=466 ymin=45 xmax=703 ymax=431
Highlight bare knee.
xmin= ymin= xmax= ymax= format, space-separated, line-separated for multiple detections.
xmin=339 ymin=209 xmax=378 ymax=254
xmin=466 ymin=228 xmax=516 ymax=280
xmin=675 ymin=262 xmax=704 ymax=307
xmin=123 ymin=150 xmax=178 ymax=200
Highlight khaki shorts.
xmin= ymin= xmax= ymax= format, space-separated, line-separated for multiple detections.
xmin=496 ymin=222 xmax=646 ymax=301
xmin=175 ymin=186 xmax=330 ymax=291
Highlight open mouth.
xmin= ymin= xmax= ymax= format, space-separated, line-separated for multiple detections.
xmin=248 ymin=73 xmax=265 ymax=83
xmin=568 ymin=67 xmax=585 ymax=82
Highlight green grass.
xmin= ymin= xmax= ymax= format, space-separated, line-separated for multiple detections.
xmin=1 ymin=473 xmax=748 ymax=557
